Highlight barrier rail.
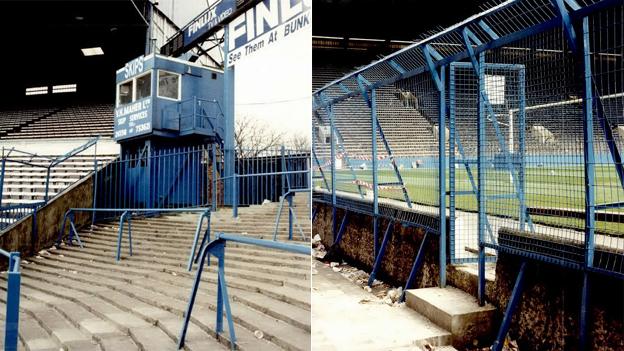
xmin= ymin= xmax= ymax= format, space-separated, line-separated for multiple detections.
xmin=57 ymin=207 xmax=211 ymax=261
xmin=178 ymin=232 xmax=311 ymax=350
xmin=0 ymin=137 xmax=100 ymax=230
xmin=0 ymin=248 xmax=21 ymax=351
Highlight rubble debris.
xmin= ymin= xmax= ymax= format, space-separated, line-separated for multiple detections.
xmin=332 ymin=267 xmax=342 ymax=273
xmin=329 ymin=262 xmax=339 ymax=268
xmin=262 ymin=199 xmax=271 ymax=205
xmin=312 ymin=234 xmax=321 ymax=245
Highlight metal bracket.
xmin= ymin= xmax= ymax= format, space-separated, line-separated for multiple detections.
xmin=400 ymin=231 xmax=430 ymax=302
xmin=491 ymin=260 xmax=527 ymax=351
xmin=368 ymin=220 xmax=394 ymax=286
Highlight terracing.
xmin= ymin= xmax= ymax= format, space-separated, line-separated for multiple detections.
xmin=0 ymin=194 xmax=311 ymax=351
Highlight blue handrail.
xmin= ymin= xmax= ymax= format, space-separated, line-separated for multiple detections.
xmin=178 ymin=232 xmax=310 ymax=350
xmin=57 ymin=207 xmax=212 ymax=261
xmin=0 ymin=249 xmax=21 ymax=351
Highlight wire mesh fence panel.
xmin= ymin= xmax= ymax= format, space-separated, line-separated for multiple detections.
xmin=234 ymin=147 xmax=310 ymax=206
xmin=588 ymin=4 xmax=624 ymax=275
xmin=478 ymin=27 xmax=589 ymax=265
xmin=390 ymin=73 xmax=441 ymax=231
xmin=311 ymin=0 xmax=624 ymax=279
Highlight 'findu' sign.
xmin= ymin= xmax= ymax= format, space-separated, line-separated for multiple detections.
xmin=227 ymin=0 xmax=311 ymax=66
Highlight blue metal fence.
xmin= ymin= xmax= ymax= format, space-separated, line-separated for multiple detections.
xmin=312 ymin=1 xmax=623 ymax=349
xmin=94 ymin=145 xmax=216 ymax=218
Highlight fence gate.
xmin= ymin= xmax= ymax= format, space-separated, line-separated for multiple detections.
xmin=449 ymin=62 xmax=528 ymax=263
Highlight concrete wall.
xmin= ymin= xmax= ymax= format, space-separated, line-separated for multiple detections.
xmin=0 ymin=175 xmax=94 ymax=266
xmin=313 ymin=200 xmax=624 ymax=351
xmin=314 ymin=203 xmax=440 ymax=288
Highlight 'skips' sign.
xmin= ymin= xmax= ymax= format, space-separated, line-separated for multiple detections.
xmin=123 ymin=56 xmax=145 ymax=79
xmin=227 ymin=0 xmax=311 ymax=66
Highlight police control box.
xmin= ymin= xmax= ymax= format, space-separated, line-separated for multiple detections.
xmin=114 ymin=54 xmax=224 ymax=142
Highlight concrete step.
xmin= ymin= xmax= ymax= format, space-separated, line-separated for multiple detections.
xmin=405 ymin=287 xmax=496 ymax=349
xmin=12 ymin=203 xmax=310 ymax=350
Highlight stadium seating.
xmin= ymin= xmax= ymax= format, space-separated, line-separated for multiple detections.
xmin=2 ymin=103 xmax=114 ymax=139
xmin=0 ymin=107 xmax=58 ymax=137
xmin=314 ymin=62 xmax=624 ymax=160
xmin=0 ymin=154 xmax=116 ymax=205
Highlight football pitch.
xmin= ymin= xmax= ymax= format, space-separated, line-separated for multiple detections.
xmin=315 ymin=165 xmax=624 ymax=236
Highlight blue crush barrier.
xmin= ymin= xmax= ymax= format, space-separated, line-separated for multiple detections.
xmin=57 ymin=207 xmax=212 ymax=262
xmin=178 ymin=232 xmax=311 ymax=350
xmin=0 ymin=249 xmax=21 ymax=351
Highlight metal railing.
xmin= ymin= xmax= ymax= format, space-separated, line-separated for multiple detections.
xmin=94 ymin=145 xmax=217 ymax=217
xmin=57 ymin=207 xmax=212 ymax=262
xmin=162 ymin=97 xmax=224 ymax=136
xmin=178 ymin=232 xmax=311 ymax=350
xmin=0 ymin=248 xmax=21 ymax=351
xmin=0 ymin=137 xmax=100 ymax=230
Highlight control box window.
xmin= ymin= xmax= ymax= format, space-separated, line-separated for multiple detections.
xmin=135 ymin=72 xmax=152 ymax=101
xmin=117 ymin=80 xmax=133 ymax=106
xmin=158 ymin=70 xmax=180 ymax=100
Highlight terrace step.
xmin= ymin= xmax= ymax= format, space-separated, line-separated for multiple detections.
xmin=5 ymin=192 xmax=311 ymax=350
xmin=405 ymin=287 xmax=496 ymax=349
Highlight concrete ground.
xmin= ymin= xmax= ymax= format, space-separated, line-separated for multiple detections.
xmin=312 ymin=263 xmax=453 ymax=351
xmin=0 ymin=195 xmax=311 ymax=351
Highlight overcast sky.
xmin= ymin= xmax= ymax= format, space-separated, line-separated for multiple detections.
xmin=154 ymin=0 xmax=311 ymax=140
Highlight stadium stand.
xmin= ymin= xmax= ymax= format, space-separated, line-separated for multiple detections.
xmin=2 ymin=103 xmax=114 ymax=140
xmin=314 ymin=56 xmax=624 ymax=159
xmin=0 ymin=154 xmax=116 ymax=205
xmin=0 ymin=107 xmax=59 ymax=137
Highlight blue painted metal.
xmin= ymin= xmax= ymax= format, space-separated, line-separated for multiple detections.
xmin=333 ymin=211 xmax=349 ymax=247
xmin=492 ymin=260 xmax=527 ymax=351
xmin=476 ymin=50 xmax=487 ymax=306
xmin=217 ymin=232 xmax=311 ymax=255
xmin=232 ymin=173 xmax=238 ymax=218
xmin=116 ymin=211 xmax=133 ymax=261
xmin=367 ymin=220 xmax=394 ymax=287
xmin=400 ymin=231 xmax=430 ymax=302
xmin=551 ymin=0 xmax=579 ymax=53
xmin=178 ymin=232 xmax=311 ymax=349
xmin=0 ymin=157 xmax=5 ymax=208
xmin=187 ymin=208 xmax=211 ymax=270
xmin=370 ymin=88 xmax=380 ymax=257
xmin=388 ymin=60 xmax=406 ymax=75
xmin=479 ymin=20 xmax=499 ymax=39
xmin=223 ymin=26 xmax=235 ymax=207
xmin=579 ymin=271 xmax=590 ymax=351
xmin=581 ymin=17 xmax=596 ymax=269
xmin=518 ymin=67 xmax=528 ymax=231
xmin=272 ymin=188 xmax=310 ymax=241
xmin=357 ymin=76 xmax=412 ymax=208
xmin=423 ymin=43 xmax=447 ymax=287
xmin=3 ymin=251 xmax=20 ymax=351
xmin=324 ymin=93 xmax=338 ymax=240
xmin=313 ymin=0 xmax=614 ymax=110
xmin=312 ymin=149 xmax=330 ymax=190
